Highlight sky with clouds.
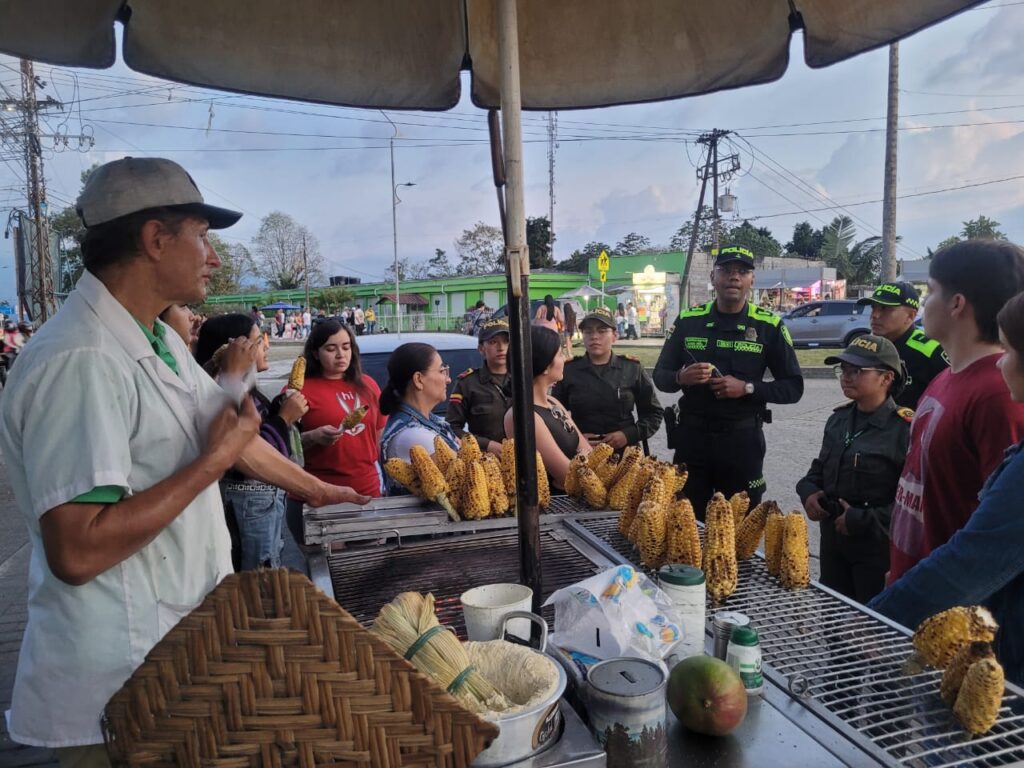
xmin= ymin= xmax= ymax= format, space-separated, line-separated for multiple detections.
xmin=2 ymin=2 xmax=1023 ymax=305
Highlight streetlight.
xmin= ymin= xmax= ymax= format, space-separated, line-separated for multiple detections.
xmin=392 ymin=180 xmax=415 ymax=334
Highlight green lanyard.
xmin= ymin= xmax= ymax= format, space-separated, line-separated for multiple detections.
xmin=844 ymin=411 xmax=866 ymax=448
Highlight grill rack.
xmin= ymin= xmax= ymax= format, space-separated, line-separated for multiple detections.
xmin=569 ymin=513 xmax=1024 ymax=768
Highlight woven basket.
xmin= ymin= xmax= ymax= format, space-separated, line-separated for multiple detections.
xmin=102 ymin=569 xmax=500 ymax=767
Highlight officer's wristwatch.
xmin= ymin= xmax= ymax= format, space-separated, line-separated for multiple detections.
xmin=743 ymin=381 xmax=755 ymax=396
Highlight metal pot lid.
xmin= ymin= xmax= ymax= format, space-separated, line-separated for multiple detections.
xmin=588 ymin=658 xmax=665 ymax=696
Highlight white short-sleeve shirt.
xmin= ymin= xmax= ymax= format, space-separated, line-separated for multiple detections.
xmin=0 ymin=271 xmax=233 ymax=747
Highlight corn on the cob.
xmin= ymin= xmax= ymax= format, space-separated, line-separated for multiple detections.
xmin=480 ymin=454 xmax=510 ymax=516
xmin=463 ymin=462 xmax=490 ymax=520
xmin=459 ymin=433 xmax=482 ymax=465
xmin=673 ymin=463 xmax=689 ymax=493
xmin=704 ymin=493 xmax=736 ymax=553
xmin=595 ymin=454 xmax=621 ymax=488
xmin=702 ymin=493 xmax=738 ymax=602
xmin=607 ymin=446 xmax=642 ymax=488
xmin=941 ymin=641 xmax=996 ymax=707
xmin=409 ymin=445 xmax=458 ymax=521
xmin=735 ymin=500 xmax=775 ymax=560
xmin=953 ymin=657 xmax=1005 ymax=735
xmin=445 ymin=458 xmax=467 ymax=513
xmin=384 ymin=458 xmax=424 ymax=497
xmin=779 ymin=512 xmax=810 ymax=589
xmin=287 ymin=356 xmax=306 ymax=390
xmin=608 ymin=461 xmax=641 ymax=511
xmin=536 ymin=451 xmax=551 ymax=509
xmin=432 ymin=435 xmax=457 ymax=474
xmin=764 ymin=508 xmax=785 ymax=577
xmin=704 ymin=550 xmax=738 ymax=604
xmin=588 ymin=442 xmax=614 ymax=471
xmin=626 ymin=464 xmax=655 ymax=520
xmin=912 ymin=606 xmax=999 ymax=669
xmin=564 ymin=454 xmax=586 ymax=498
xmin=729 ymin=491 xmax=750 ymax=528
xmin=341 ymin=405 xmax=369 ymax=430
xmin=578 ymin=466 xmax=607 ymax=509
xmin=666 ymin=496 xmax=701 ymax=568
xmin=636 ymin=500 xmax=667 ymax=568
xmin=500 ymin=439 xmax=517 ymax=500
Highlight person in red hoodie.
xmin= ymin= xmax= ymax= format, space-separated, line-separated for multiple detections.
xmin=286 ymin=319 xmax=386 ymax=548
xmin=888 ymin=240 xmax=1024 ymax=584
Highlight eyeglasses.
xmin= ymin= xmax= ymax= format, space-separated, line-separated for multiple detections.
xmin=435 ymin=364 xmax=451 ymax=377
xmin=833 ymin=364 xmax=888 ymax=380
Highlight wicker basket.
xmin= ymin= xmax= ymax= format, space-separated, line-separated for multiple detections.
xmin=102 ymin=569 xmax=500 ymax=767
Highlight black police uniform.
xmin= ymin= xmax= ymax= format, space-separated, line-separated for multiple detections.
xmin=445 ymin=365 xmax=512 ymax=452
xmin=552 ymin=353 xmax=664 ymax=450
xmin=796 ymin=398 xmax=912 ymax=603
xmin=654 ymin=301 xmax=804 ymax=518
xmin=890 ymin=325 xmax=949 ymax=408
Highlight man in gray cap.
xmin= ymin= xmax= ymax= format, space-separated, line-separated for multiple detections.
xmin=856 ymin=281 xmax=948 ymax=408
xmin=0 ymin=157 xmax=369 ymax=765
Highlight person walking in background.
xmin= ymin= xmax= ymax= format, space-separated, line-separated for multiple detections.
xmin=275 ymin=308 xmax=285 ymax=338
xmin=563 ymin=302 xmax=577 ymax=357
xmin=533 ymin=294 xmax=564 ymax=334
xmin=797 ymin=335 xmax=912 ymax=603
xmin=625 ymin=301 xmax=639 ymax=339
xmin=354 ymin=304 xmax=365 ymax=335
xmin=365 ymin=305 xmax=376 ymax=334
xmin=302 ymin=306 xmax=312 ymax=339
xmin=615 ymin=303 xmax=626 ymax=336
xmin=856 ymin=281 xmax=948 ymax=408
xmin=888 ymin=240 xmax=1024 ymax=585
xmin=250 ymin=304 xmax=265 ymax=332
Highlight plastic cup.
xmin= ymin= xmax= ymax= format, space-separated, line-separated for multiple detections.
xmin=460 ymin=583 xmax=534 ymax=641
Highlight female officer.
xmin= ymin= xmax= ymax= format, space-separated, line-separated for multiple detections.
xmin=795 ymin=334 xmax=912 ymax=603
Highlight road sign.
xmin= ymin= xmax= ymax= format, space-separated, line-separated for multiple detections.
xmin=597 ymin=249 xmax=610 ymax=272
xmin=599 ymin=269 xmax=608 ymax=283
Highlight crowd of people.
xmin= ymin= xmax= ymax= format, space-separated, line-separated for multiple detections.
xmin=4 ymin=156 xmax=1024 ymax=763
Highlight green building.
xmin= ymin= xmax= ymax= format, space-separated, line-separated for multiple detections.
xmin=587 ymin=251 xmax=687 ymax=336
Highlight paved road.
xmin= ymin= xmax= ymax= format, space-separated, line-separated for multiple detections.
xmin=0 ymin=377 xmax=840 ymax=763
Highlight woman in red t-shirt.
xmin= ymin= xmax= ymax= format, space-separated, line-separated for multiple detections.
xmin=285 ymin=319 xmax=385 ymax=546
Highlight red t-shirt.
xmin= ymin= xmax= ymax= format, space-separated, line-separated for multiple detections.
xmin=298 ymin=375 xmax=387 ymax=497
xmin=888 ymin=354 xmax=1024 ymax=583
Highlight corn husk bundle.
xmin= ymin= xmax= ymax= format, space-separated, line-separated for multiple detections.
xmin=371 ymin=592 xmax=511 ymax=714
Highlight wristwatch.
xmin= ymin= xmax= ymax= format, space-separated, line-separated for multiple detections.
xmin=743 ymin=381 xmax=755 ymax=396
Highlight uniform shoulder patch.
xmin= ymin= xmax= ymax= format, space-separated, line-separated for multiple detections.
xmin=897 ymin=406 xmax=915 ymax=423
xmin=457 ymin=367 xmax=476 ymax=379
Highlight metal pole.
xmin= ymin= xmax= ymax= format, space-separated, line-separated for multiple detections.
xmin=302 ymin=233 xmax=310 ymax=314
xmin=390 ymin=136 xmax=401 ymax=335
xmin=881 ymin=43 xmax=899 ymax=282
xmin=679 ymin=141 xmax=714 ymax=308
xmin=711 ymin=138 xmax=721 ymax=253
xmin=20 ymin=59 xmax=54 ymax=322
xmin=497 ymin=0 xmax=542 ymax=615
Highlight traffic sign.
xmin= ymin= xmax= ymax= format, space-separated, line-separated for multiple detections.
xmin=599 ymin=269 xmax=608 ymax=283
xmin=597 ymin=249 xmax=610 ymax=271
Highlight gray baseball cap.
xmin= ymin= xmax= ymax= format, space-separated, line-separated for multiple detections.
xmin=76 ymin=157 xmax=242 ymax=229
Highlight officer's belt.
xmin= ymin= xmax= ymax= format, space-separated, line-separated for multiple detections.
xmin=679 ymin=413 xmax=764 ymax=433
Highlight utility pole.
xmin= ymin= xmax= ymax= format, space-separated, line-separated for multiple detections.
xmin=302 ymin=232 xmax=310 ymax=313
xmin=712 ymin=138 xmax=721 ymax=252
xmin=547 ymin=111 xmax=558 ymax=261
xmin=881 ymin=42 xmax=899 ymax=282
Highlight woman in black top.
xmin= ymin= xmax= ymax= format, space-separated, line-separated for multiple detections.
xmin=505 ymin=326 xmax=591 ymax=490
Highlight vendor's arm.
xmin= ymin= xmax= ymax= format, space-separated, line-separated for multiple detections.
xmin=40 ymin=398 xmax=260 ymax=587
xmin=652 ymin=320 xmax=686 ymax=392
xmin=867 ymin=446 xmax=1024 ymax=629
xmin=751 ymin=319 xmax=804 ymax=405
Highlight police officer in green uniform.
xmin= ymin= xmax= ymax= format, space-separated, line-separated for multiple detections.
xmin=552 ymin=306 xmax=663 ymax=452
xmin=654 ymin=246 xmax=804 ymax=518
xmin=856 ymin=281 xmax=948 ymax=408
xmin=796 ymin=334 xmax=913 ymax=603
xmin=445 ymin=319 xmax=512 ymax=455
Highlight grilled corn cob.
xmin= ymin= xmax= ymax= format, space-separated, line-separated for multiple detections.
xmin=953 ymin=657 xmax=1005 ymax=735
xmin=912 ymin=606 xmax=999 ymax=669
xmin=666 ymin=496 xmax=701 ymax=569
xmin=704 ymin=493 xmax=736 ymax=553
xmin=432 ymin=435 xmax=457 ymax=474
xmin=463 ymin=462 xmax=490 ymax=520
xmin=735 ymin=500 xmax=775 ymax=560
xmin=459 ymin=433 xmax=482 ymax=464
xmin=764 ymin=508 xmax=785 ymax=577
xmin=587 ymin=442 xmax=614 ymax=471
xmin=287 ymin=356 xmax=306 ymax=390
xmin=729 ymin=491 xmax=750 ymax=528
xmin=445 ymin=458 xmax=467 ymax=513
xmin=704 ymin=550 xmax=738 ymax=604
xmin=564 ymin=454 xmax=586 ymax=498
xmin=636 ymin=500 xmax=667 ymax=568
xmin=673 ymin=463 xmax=689 ymax=493
xmin=607 ymin=446 xmax=642 ymax=488
xmin=341 ymin=405 xmax=369 ymax=430
xmin=536 ymin=451 xmax=551 ymax=509
xmin=626 ymin=464 xmax=655 ymax=520
xmin=481 ymin=453 xmax=510 ymax=516
xmin=500 ymin=439 xmax=517 ymax=500
xmin=384 ymin=458 xmax=424 ymax=497
xmin=578 ymin=466 xmax=607 ymax=509
xmin=595 ymin=455 xmax=621 ymax=488
xmin=609 ymin=460 xmax=641 ymax=511
xmin=942 ymin=642 xmax=996 ymax=707
xmin=409 ymin=445 xmax=458 ymax=521
xmin=779 ymin=512 xmax=810 ymax=589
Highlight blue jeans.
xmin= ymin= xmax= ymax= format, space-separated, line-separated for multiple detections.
xmin=221 ymin=483 xmax=285 ymax=570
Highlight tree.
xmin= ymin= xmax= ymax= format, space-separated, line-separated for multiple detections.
xmin=315 ymin=286 xmax=355 ymax=313
xmin=669 ymin=206 xmax=716 ymax=253
xmin=251 ymin=211 xmax=325 ymax=289
xmin=821 ymin=216 xmax=856 ymax=270
xmin=526 ymin=216 xmax=554 ymax=268
xmin=206 ymin=233 xmax=253 ymax=295
xmin=383 ymin=257 xmax=430 ymax=282
xmin=614 ymin=231 xmax=651 ymax=256
xmin=50 ymin=163 xmax=100 ymax=293
xmin=556 ymin=240 xmax=609 ymax=273
xmin=723 ymin=220 xmax=782 ymax=261
xmin=846 ymin=235 xmax=885 ymax=285
xmin=785 ymin=221 xmax=826 ymax=260
xmin=454 ymin=221 xmax=504 ymax=275
xmin=932 ymin=215 xmax=1007 ymax=253
xmin=427 ymin=248 xmax=455 ymax=278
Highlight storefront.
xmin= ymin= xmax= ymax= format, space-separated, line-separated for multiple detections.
xmin=587 ymin=252 xmax=685 ymax=336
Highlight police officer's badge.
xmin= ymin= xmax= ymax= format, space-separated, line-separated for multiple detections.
xmin=745 ymin=326 xmax=757 ymax=341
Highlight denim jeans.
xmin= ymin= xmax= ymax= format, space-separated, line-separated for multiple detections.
xmin=221 ymin=483 xmax=285 ymax=570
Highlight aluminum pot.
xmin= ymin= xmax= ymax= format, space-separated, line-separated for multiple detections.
xmin=471 ymin=612 xmax=568 ymax=767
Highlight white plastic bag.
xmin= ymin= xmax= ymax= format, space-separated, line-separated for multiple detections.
xmin=543 ymin=565 xmax=682 ymax=664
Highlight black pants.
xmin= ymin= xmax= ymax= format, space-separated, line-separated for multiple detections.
xmin=673 ymin=424 xmax=766 ymax=521
xmin=819 ymin=522 xmax=889 ymax=604
xmin=286 ymin=496 xmax=305 ymax=548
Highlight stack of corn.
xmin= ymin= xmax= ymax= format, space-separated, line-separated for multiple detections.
xmin=703 ymin=493 xmax=738 ymax=603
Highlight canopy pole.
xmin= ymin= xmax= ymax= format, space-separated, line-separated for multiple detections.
xmin=496 ymin=0 xmax=542 ymax=616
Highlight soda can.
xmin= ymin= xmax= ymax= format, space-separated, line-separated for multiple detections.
xmin=712 ymin=610 xmax=750 ymax=660
xmin=585 ymin=658 xmax=667 ymax=767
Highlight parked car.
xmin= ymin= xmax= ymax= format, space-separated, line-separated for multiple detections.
xmin=782 ymin=300 xmax=871 ymax=348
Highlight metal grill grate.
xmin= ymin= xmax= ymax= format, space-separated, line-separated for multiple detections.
xmin=327 ymin=527 xmax=607 ymax=638
xmin=572 ymin=514 xmax=1024 ymax=768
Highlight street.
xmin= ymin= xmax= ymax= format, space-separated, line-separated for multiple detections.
xmin=0 ymin=378 xmax=841 ymax=764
